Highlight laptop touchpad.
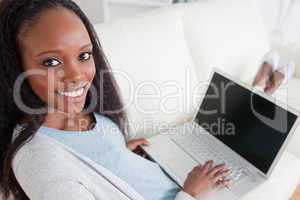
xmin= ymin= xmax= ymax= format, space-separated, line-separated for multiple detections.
xmin=143 ymin=134 xmax=198 ymax=186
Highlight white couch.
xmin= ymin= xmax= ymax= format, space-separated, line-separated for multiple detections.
xmin=2 ymin=1 xmax=300 ymax=200
xmin=94 ymin=0 xmax=300 ymax=199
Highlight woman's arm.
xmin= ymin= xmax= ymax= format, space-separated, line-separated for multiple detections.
xmin=39 ymin=181 xmax=96 ymax=200
xmin=175 ymin=161 xmax=230 ymax=200
xmin=127 ymin=138 xmax=150 ymax=156
xmin=12 ymin=148 xmax=97 ymax=200
xmin=13 ymin=161 xmax=96 ymax=200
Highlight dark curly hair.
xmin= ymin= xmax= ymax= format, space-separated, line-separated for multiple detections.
xmin=0 ymin=0 xmax=128 ymax=199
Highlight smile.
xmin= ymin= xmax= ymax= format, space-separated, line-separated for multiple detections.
xmin=56 ymin=86 xmax=86 ymax=98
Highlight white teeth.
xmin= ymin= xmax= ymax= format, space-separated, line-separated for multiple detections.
xmin=58 ymin=87 xmax=84 ymax=97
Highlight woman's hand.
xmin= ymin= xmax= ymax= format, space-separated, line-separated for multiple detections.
xmin=253 ymin=62 xmax=285 ymax=95
xmin=126 ymin=138 xmax=150 ymax=156
xmin=183 ymin=160 xmax=231 ymax=198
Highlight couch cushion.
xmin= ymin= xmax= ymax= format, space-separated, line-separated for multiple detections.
xmin=274 ymin=77 xmax=300 ymax=158
xmin=180 ymin=0 xmax=270 ymax=85
xmin=94 ymin=9 xmax=199 ymax=137
xmin=275 ymin=77 xmax=300 ymax=111
xmin=241 ymin=151 xmax=300 ymax=200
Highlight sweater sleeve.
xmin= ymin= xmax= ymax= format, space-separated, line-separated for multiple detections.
xmin=14 ymin=164 xmax=96 ymax=200
xmin=40 ymin=181 xmax=96 ymax=200
xmin=12 ymin=150 xmax=96 ymax=200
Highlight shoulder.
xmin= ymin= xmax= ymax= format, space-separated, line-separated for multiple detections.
xmin=12 ymin=136 xmax=100 ymax=200
xmin=93 ymin=113 xmax=127 ymax=144
xmin=12 ymin=133 xmax=77 ymax=182
xmin=93 ymin=113 xmax=122 ymax=132
xmin=13 ymin=133 xmax=50 ymax=171
xmin=94 ymin=113 xmax=116 ymax=125
xmin=12 ymin=133 xmax=97 ymax=198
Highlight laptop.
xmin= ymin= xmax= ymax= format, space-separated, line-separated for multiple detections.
xmin=141 ymin=68 xmax=300 ymax=200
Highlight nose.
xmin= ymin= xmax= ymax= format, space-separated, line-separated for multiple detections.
xmin=62 ymin=62 xmax=85 ymax=88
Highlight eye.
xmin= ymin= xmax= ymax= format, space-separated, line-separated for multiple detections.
xmin=79 ymin=52 xmax=92 ymax=61
xmin=42 ymin=58 xmax=61 ymax=67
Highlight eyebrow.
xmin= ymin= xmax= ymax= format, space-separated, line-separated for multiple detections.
xmin=36 ymin=43 xmax=93 ymax=57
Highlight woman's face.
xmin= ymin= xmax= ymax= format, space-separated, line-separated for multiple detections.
xmin=18 ymin=8 xmax=96 ymax=115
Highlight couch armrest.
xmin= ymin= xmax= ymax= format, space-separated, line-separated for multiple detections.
xmin=241 ymin=151 xmax=300 ymax=200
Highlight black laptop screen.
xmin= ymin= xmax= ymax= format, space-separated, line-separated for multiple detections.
xmin=195 ymin=72 xmax=298 ymax=174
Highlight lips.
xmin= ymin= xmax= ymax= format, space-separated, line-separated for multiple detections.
xmin=57 ymin=87 xmax=85 ymax=97
xmin=56 ymin=84 xmax=88 ymax=98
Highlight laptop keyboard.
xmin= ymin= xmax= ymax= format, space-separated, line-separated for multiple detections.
xmin=171 ymin=132 xmax=250 ymax=183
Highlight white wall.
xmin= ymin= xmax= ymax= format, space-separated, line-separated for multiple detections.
xmin=73 ymin=0 xmax=164 ymax=23
xmin=105 ymin=3 xmax=157 ymax=21
xmin=73 ymin=0 xmax=106 ymax=23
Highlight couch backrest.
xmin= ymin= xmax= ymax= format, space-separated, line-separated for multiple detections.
xmin=178 ymin=0 xmax=269 ymax=83
xmin=94 ymin=9 xmax=199 ymax=137
xmin=94 ymin=0 xmax=270 ymax=136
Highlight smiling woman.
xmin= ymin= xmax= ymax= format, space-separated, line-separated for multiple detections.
xmin=0 ymin=0 xmax=127 ymax=199
xmin=0 ymin=1 xmax=231 ymax=200
xmin=18 ymin=8 xmax=96 ymax=122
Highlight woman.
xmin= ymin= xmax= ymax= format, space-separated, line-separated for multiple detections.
xmin=0 ymin=0 xmax=230 ymax=199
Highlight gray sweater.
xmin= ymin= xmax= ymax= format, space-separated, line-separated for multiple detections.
xmin=12 ymin=132 xmax=195 ymax=200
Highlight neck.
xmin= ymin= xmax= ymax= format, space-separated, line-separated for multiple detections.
xmin=43 ymin=110 xmax=94 ymax=132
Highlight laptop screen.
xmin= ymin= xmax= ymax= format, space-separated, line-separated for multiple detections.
xmin=195 ymin=72 xmax=298 ymax=174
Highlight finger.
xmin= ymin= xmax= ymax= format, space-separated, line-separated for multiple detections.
xmin=127 ymin=142 xmax=141 ymax=151
xmin=264 ymin=71 xmax=284 ymax=95
xmin=126 ymin=143 xmax=134 ymax=150
xmin=190 ymin=164 xmax=203 ymax=176
xmin=213 ymin=179 xmax=225 ymax=190
xmin=212 ymin=170 xmax=231 ymax=183
xmin=141 ymin=139 xmax=150 ymax=146
xmin=220 ymin=179 xmax=232 ymax=188
xmin=214 ymin=169 xmax=230 ymax=181
xmin=128 ymin=138 xmax=150 ymax=147
xmin=208 ymin=163 xmax=225 ymax=177
xmin=197 ymin=163 xmax=203 ymax=168
xmin=133 ymin=147 xmax=147 ymax=157
xmin=202 ymin=160 xmax=214 ymax=173
xmin=213 ymin=178 xmax=232 ymax=190
xmin=133 ymin=147 xmax=143 ymax=154
xmin=253 ymin=63 xmax=273 ymax=86
xmin=135 ymin=138 xmax=150 ymax=146
xmin=190 ymin=164 xmax=200 ymax=174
